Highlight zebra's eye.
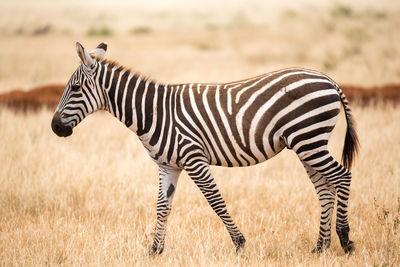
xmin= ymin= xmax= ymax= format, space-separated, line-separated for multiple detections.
xmin=71 ymin=85 xmax=80 ymax=92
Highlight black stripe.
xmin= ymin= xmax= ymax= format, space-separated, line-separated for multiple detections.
xmin=124 ymin=76 xmax=138 ymax=127
xmin=142 ymin=82 xmax=156 ymax=134
xmin=67 ymin=100 xmax=88 ymax=114
xmin=149 ymin=86 xmax=166 ymax=146
xmin=117 ymin=71 xmax=129 ymax=120
xmin=290 ymin=126 xmax=334 ymax=148
xmin=104 ymin=65 xmax=112 ymax=89
xmin=153 ymin=87 xmax=172 ymax=158
xmin=81 ymin=83 xmax=94 ymax=112
xmin=296 ymin=140 xmax=328 ymax=154
xmin=311 ymin=156 xmax=333 ymax=168
xmin=283 ymin=108 xmax=340 ymax=140
xmin=135 ymin=79 xmax=147 ymax=136
xmin=166 ymin=89 xmax=179 ymax=162
xmin=107 ymin=66 xmax=124 ymax=115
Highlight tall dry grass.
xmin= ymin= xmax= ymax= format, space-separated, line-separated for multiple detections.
xmin=0 ymin=104 xmax=399 ymax=266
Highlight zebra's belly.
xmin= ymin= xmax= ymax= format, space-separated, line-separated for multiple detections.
xmin=142 ymin=129 xmax=285 ymax=168
xmin=206 ymin=134 xmax=287 ymax=167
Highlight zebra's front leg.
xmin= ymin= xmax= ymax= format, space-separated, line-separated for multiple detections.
xmin=150 ymin=165 xmax=181 ymax=255
xmin=302 ymin=162 xmax=335 ymax=253
xmin=185 ymin=161 xmax=246 ymax=253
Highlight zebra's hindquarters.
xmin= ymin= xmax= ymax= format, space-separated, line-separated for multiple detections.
xmin=284 ymin=87 xmax=357 ymax=254
xmin=272 ymin=88 xmax=341 ymax=156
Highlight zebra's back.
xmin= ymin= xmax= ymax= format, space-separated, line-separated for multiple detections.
xmin=169 ymin=68 xmax=341 ymax=167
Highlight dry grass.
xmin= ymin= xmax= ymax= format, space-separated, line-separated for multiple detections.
xmin=1 ymin=0 xmax=400 ymax=266
xmin=0 ymin=105 xmax=399 ymax=266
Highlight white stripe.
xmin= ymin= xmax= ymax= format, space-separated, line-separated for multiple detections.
xmin=128 ymin=76 xmax=141 ymax=132
xmin=95 ymin=64 xmax=105 ymax=108
xmin=113 ymin=69 xmax=127 ymax=119
xmin=141 ymin=80 xmax=149 ymax=130
xmin=304 ymin=153 xmax=331 ymax=166
xmin=291 ymin=132 xmax=331 ymax=152
xmin=227 ymin=83 xmax=242 ymax=115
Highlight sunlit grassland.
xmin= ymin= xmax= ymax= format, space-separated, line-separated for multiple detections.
xmin=0 ymin=105 xmax=399 ymax=266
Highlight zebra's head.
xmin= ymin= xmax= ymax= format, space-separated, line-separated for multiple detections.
xmin=51 ymin=42 xmax=107 ymax=137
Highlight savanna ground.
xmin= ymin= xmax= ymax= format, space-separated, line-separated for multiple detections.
xmin=1 ymin=0 xmax=399 ymax=266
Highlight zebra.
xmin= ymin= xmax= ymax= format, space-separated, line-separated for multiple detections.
xmin=51 ymin=42 xmax=359 ymax=255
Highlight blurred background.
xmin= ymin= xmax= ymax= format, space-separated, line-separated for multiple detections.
xmin=0 ymin=0 xmax=399 ymax=92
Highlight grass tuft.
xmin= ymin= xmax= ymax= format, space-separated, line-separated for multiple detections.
xmin=86 ymin=26 xmax=113 ymax=37
xmin=331 ymin=4 xmax=353 ymax=18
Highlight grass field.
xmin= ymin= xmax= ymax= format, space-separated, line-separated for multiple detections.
xmin=1 ymin=0 xmax=400 ymax=266
xmin=1 ymin=104 xmax=399 ymax=266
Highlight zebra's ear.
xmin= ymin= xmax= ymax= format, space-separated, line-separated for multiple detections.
xmin=76 ymin=42 xmax=95 ymax=68
xmin=90 ymin=42 xmax=107 ymax=59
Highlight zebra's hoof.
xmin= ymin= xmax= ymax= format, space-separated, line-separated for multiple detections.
xmin=234 ymin=236 xmax=246 ymax=254
xmin=149 ymin=245 xmax=164 ymax=256
xmin=343 ymin=241 xmax=355 ymax=255
xmin=311 ymin=239 xmax=330 ymax=254
xmin=311 ymin=246 xmax=323 ymax=254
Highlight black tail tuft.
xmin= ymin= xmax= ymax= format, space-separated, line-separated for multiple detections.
xmin=342 ymin=118 xmax=359 ymax=170
xmin=339 ymin=89 xmax=360 ymax=170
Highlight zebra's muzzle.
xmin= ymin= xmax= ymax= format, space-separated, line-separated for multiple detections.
xmin=51 ymin=112 xmax=73 ymax=137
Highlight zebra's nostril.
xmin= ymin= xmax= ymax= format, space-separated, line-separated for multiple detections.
xmin=51 ymin=117 xmax=62 ymax=133
xmin=51 ymin=114 xmax=72 ymax=137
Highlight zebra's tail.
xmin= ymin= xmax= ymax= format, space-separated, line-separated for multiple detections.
xmin=335 ymin=85 xmax=360 ymax=170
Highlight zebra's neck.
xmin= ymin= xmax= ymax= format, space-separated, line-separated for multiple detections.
xmin=98 ymin=60 xmax=165 ymax=136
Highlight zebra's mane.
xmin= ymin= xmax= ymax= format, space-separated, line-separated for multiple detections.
xmin=97 ymin=58 xmax=159 ymax=85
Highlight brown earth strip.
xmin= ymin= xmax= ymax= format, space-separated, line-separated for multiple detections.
xmin=341 ymin=84 xmax=400 ymax=106
xmin=0 ymin=83 xmax=399 ymax=112
xmin=0 ymin=84 xmax=64 ymax=112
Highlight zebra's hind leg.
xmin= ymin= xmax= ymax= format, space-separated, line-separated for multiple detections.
xmin=150 ymin=165 xmax=181 ymax=255
xmin=301 ymin=161 xmax=336 ymax=253
xmin=184 ymin=160 xmax=246 ymax=253
xmin=298 ymin=149 xmax=355 ymax=254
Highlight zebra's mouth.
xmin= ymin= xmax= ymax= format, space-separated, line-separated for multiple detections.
xmin=51 ymin=112 xmax=73 ymax=137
